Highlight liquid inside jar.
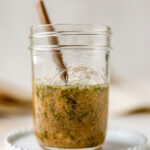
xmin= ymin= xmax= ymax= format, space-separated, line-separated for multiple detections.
xmin=33 ymin=83 xmax=108 ymax=149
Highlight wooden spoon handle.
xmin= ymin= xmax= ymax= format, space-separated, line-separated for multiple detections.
xmin=36 ymin=0 xmax=68 ymax=82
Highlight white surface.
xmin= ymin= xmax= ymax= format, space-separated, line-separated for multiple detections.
xmin=109 ymin=115 xmax=150 ymax=144
xmin=5 ymin=128 xmax=147 ymax=150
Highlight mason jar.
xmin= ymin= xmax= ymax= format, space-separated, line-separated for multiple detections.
xmin=29 ymin=24 xmax=112 ymax=150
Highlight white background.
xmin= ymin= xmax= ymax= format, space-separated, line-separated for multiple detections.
xmin=0 ymin=0 xmax=150 ymax=92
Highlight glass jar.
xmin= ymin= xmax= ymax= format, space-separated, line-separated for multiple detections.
xmin=29 ymin=24 xmax=112 ymax=150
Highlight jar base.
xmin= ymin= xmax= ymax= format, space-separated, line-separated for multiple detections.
xmin=40 ymin=145 xmax=102 ymax=150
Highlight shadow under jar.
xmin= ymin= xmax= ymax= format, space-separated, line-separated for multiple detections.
xmin=29 ymin=24 xmax=112 ymax=150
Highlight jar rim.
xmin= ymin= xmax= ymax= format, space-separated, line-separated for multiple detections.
xmin=30 ymin=24 xmax=112 ymax=36
xmin=30 ymin=24 xmax=112 ymax=51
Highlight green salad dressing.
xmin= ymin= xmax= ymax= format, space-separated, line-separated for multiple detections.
xmin=33 ymin=84 xmax=108 ymax=148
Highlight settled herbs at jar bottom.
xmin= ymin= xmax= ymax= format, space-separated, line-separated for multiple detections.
xmin=33 ymin=84 xmax=109 ymax=149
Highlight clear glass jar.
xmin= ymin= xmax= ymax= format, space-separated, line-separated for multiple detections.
xmin=29 ymin=24 xmax=112 ymax=150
